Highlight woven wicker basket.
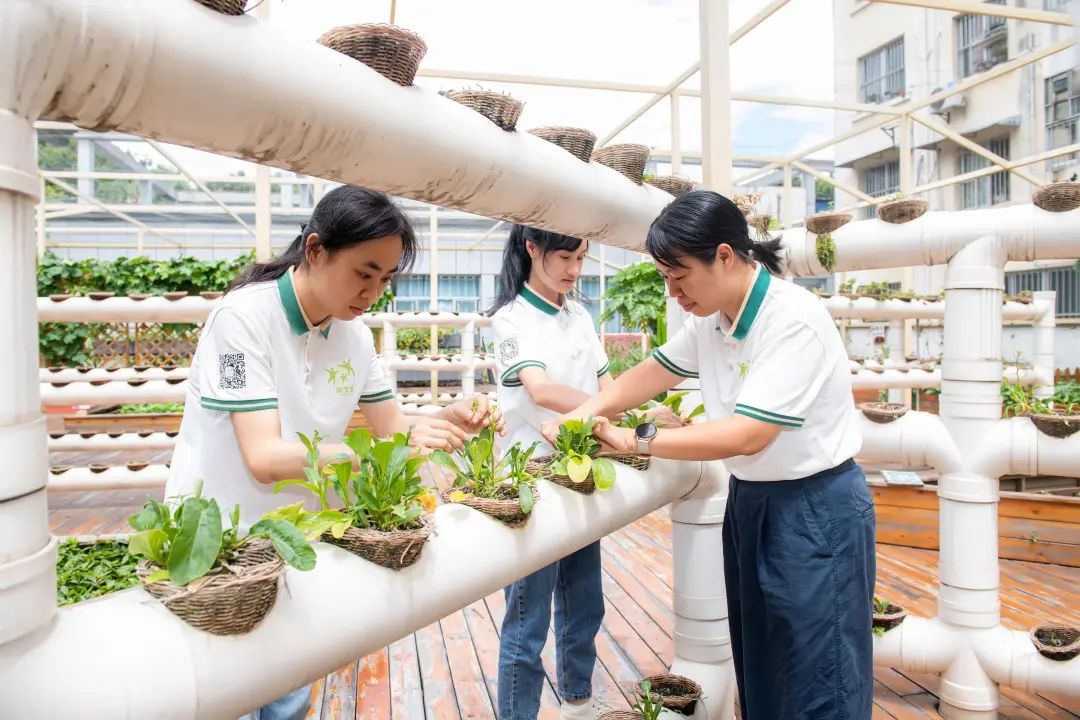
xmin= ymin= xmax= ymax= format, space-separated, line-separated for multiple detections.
xmin=873 ymin=603 xmax=907 ymax=632
xmin=878 ymin=199 xmax=928 ymax=224
xmin=441 ymin=90 xmax=523 ymax=131
xmin=1032 ymin=182 xmax=1080 ymax=213
xmin=805 ymin=211 xmax=852 ymax=235
xmin=732 ymin=192 xmax=763 ymax=217
xmin=528 ymin=127 xmax=596 ymax=163
xmin=194 ymin=0 xmax=247 ymax=15
xmin=1028 ymin=412 xmax=1080 ymax=439
xmin=860 ymin=402 xmax=908 ymax=424
xmin=645 ymin=176 xmax=696 ymax=198
xmin=592 ymin=144 xmax=650 ymax=185
xmin=528 ymin=453 xmax=650 ymax=495
xmin=138 ymin=538 xmax=283 ymax=636
xmin=637 ymin=674 xmax=703 ymax=715
xmin=747 ymin=213 xmax=773 ymax=234
xmin=1030 ymin=625 xmax=1080 ymax=661
xmin=322 ymin=516 xmax=432 ymax=569
xmin=596 ymin=712 xmax=642 ymax=720
xmin=318 ymin=24 xmax=428 ymax=87
xmin=441 ymin=485 xmax=536 ymax=528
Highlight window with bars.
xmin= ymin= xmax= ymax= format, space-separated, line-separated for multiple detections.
xmin=859 ymin=37 xmax=906 ymax=104
xmin=1045 ymin=70 xmax=1080 ymax=162
xmin=860 ymin=160 xmax=900 ymax=219
xmin=956 ymin=0 xmax=1008 ymax=79
xmin=958 ymin=137 xmax=1010 ymax=208
xmin=1005 ymin=267 xmax=1080 ymax=317
xmin=578 ymin=277 xmax=624 ymax=332
xmin=393 ymin=274 xmax=480 ymax=313
xmin=1043 ymin=0 xmax=1071 ymax=10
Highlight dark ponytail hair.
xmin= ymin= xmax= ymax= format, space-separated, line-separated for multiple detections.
xmin=228 ymin=185 xmax=418 ymax=291
xmin=488 ymin=225 xmax=585 ymax=314
xmin=645 ymin=190 xmax=784 ymax=276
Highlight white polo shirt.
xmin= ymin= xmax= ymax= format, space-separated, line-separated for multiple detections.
xmin=654 ymin=265 xmax=860 ymax=481
xmin=167 ymin=269 xmax=394 ymax=527
xmin=492 ymin=283 xmax=609 ymax=454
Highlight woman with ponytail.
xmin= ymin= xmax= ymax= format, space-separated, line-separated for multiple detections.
xmin=490 ymin=225 xmax=680 ymax=720
xmin=543 ymin=190 xmax=874 ymax=720
xmin=167 ymin=185 xmax=500 ymax=720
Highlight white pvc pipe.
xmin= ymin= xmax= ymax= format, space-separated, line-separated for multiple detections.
xmin=13 ymin=0 xmax=670 ymax=251
xmin=40 ymin=380 xmax=188 ymax=406
xmin=855 ymin=411 xmax=962 ymax=474
xmin=47 ymin=465 xmax=171 ymax=492
xmin=40 ymin=367 xmax=190 ymax=383
xmin=872 ymin=616 xmax=961 ymax=675
xmin=0 ymin=459 xmax=707 ymax=718
xmin=850 ymin=366 xmax=1048 ymax=391
xmin=782 ymin=206 xmax=1080 ymax=277
xmin=48 ymin=431 xmax=176 ymax=452
xmin=1030 ymin=292 xmax=1055 ymax=401
xmin=974 ymin=626 xmax=1080 ymax=701
xmin=821 ymin=295 xmax=1046 ymax=322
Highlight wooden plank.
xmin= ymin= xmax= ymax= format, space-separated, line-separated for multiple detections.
xmin=599 ymin=546 xmax=674 ymax=635
xmin=463 ymin=599 xmax=505 ymax=713
xmin=415 ymin=620 xmax=461 ymax=720
xmin=388 ymin=633 xmax=425 ymax=720
xmin=999 ymin=492 xmax=1080 ymax=523
xmin=304 ymin=677 xmax=325 ymax=720
xmin=440 ymin=609 xmax=496 ymax=718
xmin=355 ymin=648 xmax=392 ymax=720
xmin=319 ymin=661 xmax=358 ymax=720
xmin=601 ymin=572 xmax=672 ymax=667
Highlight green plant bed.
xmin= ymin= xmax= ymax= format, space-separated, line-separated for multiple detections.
xmin=116 ymin=402 xmax=185 ymax=415
xmin=57 ymin=538 xmax=139 ymax=606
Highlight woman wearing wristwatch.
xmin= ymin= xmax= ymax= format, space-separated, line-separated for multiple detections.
xmin=543 ymin=191 xmax=874 ymax=720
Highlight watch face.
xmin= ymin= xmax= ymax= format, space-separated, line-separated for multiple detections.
xmin=635 ymin=422 xmax=657 ymax=440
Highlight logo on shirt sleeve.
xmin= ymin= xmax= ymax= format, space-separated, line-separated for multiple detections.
xmin=219 ymin=353 xmax=247 ymax=390
xmin=498 ymin=338 xmax=520 ymax=364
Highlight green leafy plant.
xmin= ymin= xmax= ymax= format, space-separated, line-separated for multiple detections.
xmin=606 ymin=344 xmax=647 ymax=377
xmin=429 ymin=424 xmax=539 ymax=514
xmin=280 ymin=429 xmax=435 ymax=533
xmin=662 ymin=390 xmax=705 ymax=421
xmin=369 ymin=286 xmax=395 ymax=312
xmin=550 ymin=418 xmax=617 ymax=491
xmin=616 ymin=407 xmax=650 ymax=430
xmin=116 ymin=402 xmax=185 ymax=415
xmin=601 ymin=263 xmax=668 ymax=347
xmin=394 ymin=327 xmax=455 ymax=354
xmin=815 ymin=233 xmax=837 ymax=272
xmin=632 ymin=680 xmax=666 ymax=720
xmin=56 ymin=538 xmax=138 ymax=606
xmin=616 ymin=391 xmax=704 ymax=429
xmin=127 ymin=481 xmax=315 ymax=586
xmin=838 ymin=279 xmax=856 ymax=294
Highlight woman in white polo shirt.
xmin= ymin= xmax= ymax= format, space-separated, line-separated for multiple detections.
xmin=490 ymin=224 xmax=680 ymax=720
xmin=544 ymin=191 xmax=874 ymax=720
xmin=167 ymin=185 xmax=498 ymax=720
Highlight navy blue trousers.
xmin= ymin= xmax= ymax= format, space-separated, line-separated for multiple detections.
xmin=723 ymin=459 xmax=876 ymax=720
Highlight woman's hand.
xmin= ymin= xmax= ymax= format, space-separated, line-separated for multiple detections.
xmin=407 ymin=417 xmax=468 ymax=454
xmin=540 ymin=414 xmax=576 ymax=445
xmin=592 ymin=416 xmax=637 ymax=454
xmin=444 ymin=394 xmax=505 ymax=435
xmin=644 ymin=404 xmax=685 ymax=429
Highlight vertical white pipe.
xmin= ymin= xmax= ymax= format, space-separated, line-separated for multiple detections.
xmin=428 ymin=205 xmax=439 ymax=398
xmin=598 ymin=244 xmax=607 ymax=343
xmin=461 ymin=320 xmax=475 ymax=398
xmin=254 ymin=165 xmax=272 ymax=261
xmin=0 ymin=111 xmax=55 ymax=646
xmin=782 ymin=162 xmax=793 ymax=227
xmin=699 ymin=0 xmax=732 ymax=194
xmin=670 ymin=91 xmax=683 ymax=176
xmin=136 ymin=228 xmax=144 ymax=256
xmin=35 ymin=176 xmax=46 ymax=259
xmin=899 ymin=115 xmax=913 ymax=193
xmin=382 ymin=320 xmax=398 ymax=391
xmin=887 ymin=319 xmax=906 ymax=404
xmin=1031 ymin=291 xmax=1055 ymax=401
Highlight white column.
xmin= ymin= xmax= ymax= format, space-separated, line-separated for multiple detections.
xmin=0 ymin=111 xmax=55 ymax=647
xmin=1031 ymin=290 xmax=1055 ymax=401
xmin=428 ymin=205 xmax=439 ymax=399
xmin=782 ymin=163 xmax=793 ymax=227
xmin=76 ymin=136 xmax=94 ymax=199
xmin=887 ymin=319 xmax=906 ymax=404
xmin=899 ymin=115 xmax=913 ymax=194
xmin=670 ymin=91 xmax=683 ymax=176
xmin=254 ymin=165 xmax=272 ymax=261
xmin=699 ymin=0 xmax=732 ymax=194
xmin=36 ymin=176 xmax=46 ymax=259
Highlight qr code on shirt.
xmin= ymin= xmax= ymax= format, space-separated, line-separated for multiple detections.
xmin=498 ymin=338 xmax=520 ymax=364
xmin=219 ymin=353 xmax=247 ymax=390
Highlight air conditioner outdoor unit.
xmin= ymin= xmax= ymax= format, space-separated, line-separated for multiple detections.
xmin=930 ymin=86 xmax=966 ymax=116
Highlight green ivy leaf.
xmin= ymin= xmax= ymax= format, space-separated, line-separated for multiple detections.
xmin=128 ymin=529 xmax=168 ymax=566
xmin=250 ymin=518 xmax=316 ymax=571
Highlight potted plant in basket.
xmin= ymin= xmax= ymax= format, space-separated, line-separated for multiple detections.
xmin=529 ymin=418 xmax=620 ymax=494
xmin=278 ymin=429 xmax=438 ymax=570
xmin=872 ymin=595 xmax=907 ymax=636
xmin=429 ymin=422 xmax=540 ymax=528
xmin=877 ymin=192 xmax=928 ymax=224
xmin=1029 ymin=625 xmax=1080 ymax=661
xmin=1001 ymin=353 xmax=1080 ymax=437
xmin=616 ymin=391 xmax=705 ymax=430
xmin=127 ymin=481 xmax=315 ymax=635
xmin=598 ymin=680 xmax=672 ymax=719
xmin=636 ymin=674 xmax=703 ymax=715
xmin=806 ymin=202 xmax=850 ymax=272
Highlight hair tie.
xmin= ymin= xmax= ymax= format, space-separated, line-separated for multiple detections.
xmin=300 ymin=223 xmax=308 ymax=236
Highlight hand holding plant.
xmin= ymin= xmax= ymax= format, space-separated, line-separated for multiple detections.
xmin=549 ymin=418 xmax=617 ymax=491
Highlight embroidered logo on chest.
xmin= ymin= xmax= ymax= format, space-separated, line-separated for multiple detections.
xmin=327 ymin=359 xmax=356 ymax=395
xmin=738 ymin=361 xmax=750 ymax=379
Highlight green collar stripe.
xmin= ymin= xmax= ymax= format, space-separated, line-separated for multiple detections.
xmin=734 ymin=406 xmax=802 ymax=428
xmin=652 ymin=349 xmax=698 ymax=379
xmin=500 ymin=359 xmax=546 ymax=385
xmin=359 ymin=390 xmax=396 ymax=404
xmin=277 ymin=272 xmax=311 ymax=335
xmin=520 ymin=284 xmax=561 ymax=316
xmin=734 ymin=403 xmax=803 ymax=423
xmin=731 ymin=268 xmax=772 ymax=341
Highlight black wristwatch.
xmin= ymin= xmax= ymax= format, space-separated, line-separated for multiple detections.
xmin=635 ymin=422 xmax=658 ymax=455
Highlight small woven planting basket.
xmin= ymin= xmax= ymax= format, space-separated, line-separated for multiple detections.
xmin=637 ymin=673 xmax=703 ymax=715
xmin=597 ymin=712 xmax=642 ymax=720
xmin=878 ymin=199 xmax=928 ymax=224
xmin=1032 ymin=182 xmax=1080 ymax=213
xmin=317 ymin=24 xmax=427 ymax=87
xmin=138 ymin=537 xmax=283 ymax=636
xmin=441 ymin=90 xmax=523 ymax=131
xmin=592 ymin=144 xmax=650 ymax=185
xmin=646 ymin=176 xmax=696 ymax=197
xmin=194 ymin=0 xmax=247 ymax=15
xmin=1028 ymin=412 xmax=1080 ymax=439
xmin=1030 ymin=625 xmax=1080 ymax=661
xmin=873 ymin=603 xmax=907 ymax=632
xmin=528 ymin=127 xmax=596 ymax=162
xmin=805 ymin=211 xmax=852 ymax=235
xmin=860 ymin=402 xmax=909 ymax=424
xmin=528 ymin=452 xmax=650 ymax=495
xmin=441 ymin=485 xmax=537 ymax=528
xmin=322 ymin=515 xmax=433 ymax=569
xmin=747 ymin=213 xmax=773 ymax=234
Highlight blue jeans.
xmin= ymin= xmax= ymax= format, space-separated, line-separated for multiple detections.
xmin=239 ymin=684 xmax=312 ymax=720
xmin=724 ymin=459 xmax=876 ymax=720
xmin=498 ymin=541 xmax=605 ymax=720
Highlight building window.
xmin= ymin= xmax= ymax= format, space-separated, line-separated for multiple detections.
xmin=393 ymin=274 xmax=480 ymax=313
xmin=1045 ymin=70 xmax=1080 ymax=164
xmin=578 ymin=277 xmax=624 ymax=333
xmin=1006 ymin=267 xmax=1080 ymax=317
xmin=958 ymin=137 xmax=1010 ymax=208
xmin=861 ymin=160 xmax=900 ymax=219
xmin=859 ymin=37 xmax=906 ymax=104
xmin=956 ymin=0 xmax=1008 ymax=79
xmin=1043 ymin=0 xmax=1071 ymax=10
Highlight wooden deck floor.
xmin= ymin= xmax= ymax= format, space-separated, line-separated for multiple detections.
xmin=49 ymin=489 xmax=1080 ymax=720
